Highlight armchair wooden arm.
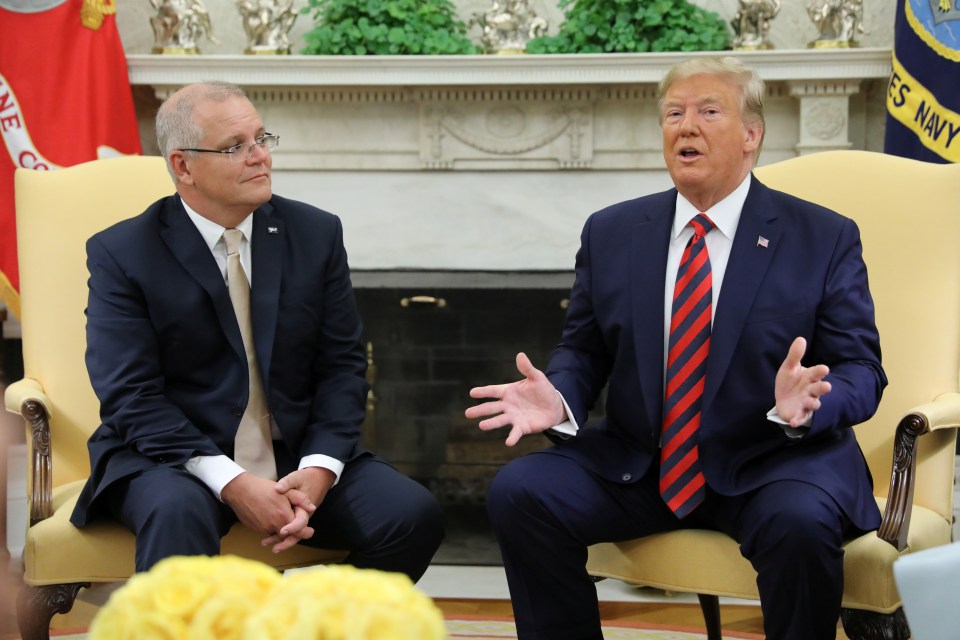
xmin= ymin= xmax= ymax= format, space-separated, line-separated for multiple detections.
xmin=879 ymin=393 xmax=960 ymax=551
xmin=5 ymin=378 xmax=54 ymax=525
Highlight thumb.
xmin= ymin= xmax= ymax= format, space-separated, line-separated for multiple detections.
xmin=783 ymin=337 xmax=806 ymax=369
xmin=516 ymin=352 xmax=539 ymax=381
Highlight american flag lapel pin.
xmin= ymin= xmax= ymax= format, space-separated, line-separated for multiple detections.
xmin=267 ymin=226 xmax=279 ymax=235
xmin=757 ymin=235 xmax=769 ymax=248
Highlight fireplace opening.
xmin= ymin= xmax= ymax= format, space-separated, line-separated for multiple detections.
xmin=353 ymin=274 xmax=607 ymax=565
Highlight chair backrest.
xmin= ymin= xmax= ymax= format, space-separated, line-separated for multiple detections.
xmin=14 ymin=156 xmax=174 ymax=487
xmin=755 ymin=151 xmax=960 ymax=522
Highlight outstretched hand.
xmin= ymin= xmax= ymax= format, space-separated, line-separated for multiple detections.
xmin=465 ymin=352 xmax=566 ymax=446
xmin=775 ymin=336 xmax=832 ymax=428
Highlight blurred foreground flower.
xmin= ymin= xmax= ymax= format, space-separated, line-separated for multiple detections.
xmin=89 ymin=556 xmax=447 ymax=640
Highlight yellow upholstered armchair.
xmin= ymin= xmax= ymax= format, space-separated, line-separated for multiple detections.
xmin=8 ymin=156 xmax=345 ymax=640
xmin=587 ymin=150 xmax=960 ymax=640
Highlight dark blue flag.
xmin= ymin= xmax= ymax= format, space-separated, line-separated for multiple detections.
xmin=884 ymin=0 xmax=960 ymax=163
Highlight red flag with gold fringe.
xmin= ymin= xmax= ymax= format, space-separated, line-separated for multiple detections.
xmin=0 ymin=0 xmax=142 ymax=319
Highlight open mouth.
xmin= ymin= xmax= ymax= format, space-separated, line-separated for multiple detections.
xmin=680 ymin=148 xmax=701 ymax=159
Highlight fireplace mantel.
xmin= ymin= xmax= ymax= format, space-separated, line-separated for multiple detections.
xmin=125 ymin=49 xmax=892 ymax=272
xmin=127 ymin=49 xmax=891 ymax=87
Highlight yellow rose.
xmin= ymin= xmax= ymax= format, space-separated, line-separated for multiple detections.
xmin=149 ymin=569 xmax=214 ymax=619
xmin=189 ymin=593 xmax=258 ymax=640
xmin=91 ymin=555 xmax=282 ymax=640
xmin=244 ymin=566 xmax=447 ymax=640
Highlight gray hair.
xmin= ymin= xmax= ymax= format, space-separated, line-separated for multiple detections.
xmin=657 ymin=56 xmax=766 ymax=162
xmin=156 ymin=81 xmax=249 ymax=176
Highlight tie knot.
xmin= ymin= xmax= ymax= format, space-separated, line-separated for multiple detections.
xmin=690 ymin=213 xmax=715 ymax=238
xmin=223 ymin=228 xmax=243 ymax=256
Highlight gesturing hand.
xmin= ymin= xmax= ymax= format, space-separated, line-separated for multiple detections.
xmin=775 ymin=336 xmax=832 ymax=428
xmin=465 ymin=352 xmax=566 ymax=446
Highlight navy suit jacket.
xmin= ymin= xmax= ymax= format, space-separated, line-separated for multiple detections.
xmin=71 ymin=194 xmax=368 ymax=526
xmin=543 ymin=176 xmax=886 ymax=531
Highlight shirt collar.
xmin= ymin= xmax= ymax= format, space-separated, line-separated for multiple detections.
xmin=672 ymin=173 xmax=752 ymax=241
xmin=180 ymin=197 xmax=255 ymax=251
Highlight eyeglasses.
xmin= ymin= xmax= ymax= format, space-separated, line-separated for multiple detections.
xmin=180 ymin=134 xmax=280 ymax=162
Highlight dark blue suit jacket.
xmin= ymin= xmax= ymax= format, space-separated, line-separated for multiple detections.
xmin=543 ymin=176 xmax=886 ymax=531
xmin=71 ymin=194 xmax=368 ymax=526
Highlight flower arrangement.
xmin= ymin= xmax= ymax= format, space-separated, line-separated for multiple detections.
xmin=89 ymin=555 xmax=447 ymax=640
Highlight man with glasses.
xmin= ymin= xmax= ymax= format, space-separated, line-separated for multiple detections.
xmin=70 ymin=81 xmax=444 ymax=578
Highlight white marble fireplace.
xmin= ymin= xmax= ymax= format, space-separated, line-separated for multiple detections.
xmin=128 ymin=48 xmax=892 ymax=276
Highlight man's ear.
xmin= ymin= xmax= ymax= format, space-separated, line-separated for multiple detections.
xmin=169 ymin=151 xmax=194 ymax=185
xmin=744 ymin=121 xmax=763 ymax=154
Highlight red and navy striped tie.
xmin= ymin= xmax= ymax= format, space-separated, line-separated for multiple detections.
xmin=660 ymin=213 xmax=715 ymax=518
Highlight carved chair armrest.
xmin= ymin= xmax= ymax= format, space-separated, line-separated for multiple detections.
xmin=4 ymin=378 xmax=54 ymax=525
xmin=877 ymin=392 xmax=960 ymax=551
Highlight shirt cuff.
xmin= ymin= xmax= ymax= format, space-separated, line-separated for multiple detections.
xmin=184 ymin=455 xmax=244 ymax=501
xmin=766 ymin=406 xmax=810 ymax=439
xmin=550 ymin=391 xmax=579 ymax=439
xmin=299 ymin=454 xmax=344 ymax=486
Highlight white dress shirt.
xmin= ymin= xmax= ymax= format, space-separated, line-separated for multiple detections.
xmin=180 ymin=199 xmax=344 ymax=499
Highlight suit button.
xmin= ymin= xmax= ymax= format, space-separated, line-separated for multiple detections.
xmin=621 ymin=473 xmax=632 ymax=482
xmin=231 ymin=405 xmax=243 ymax=417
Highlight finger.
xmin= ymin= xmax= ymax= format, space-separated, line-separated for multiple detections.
xmin=271 ymin=535 xmax=302 ymax=553
xmin=274 ymin=471 xmax=303 ymax=494
xmin=284 ymin=489 xmax=317 ymax=513
xmin=270 ymin=526 xmax=315 ymax=553
xmin=469 ymin=384 xmax=507 ymax=400
xmin=783 ymin=337 xmax=806 ymax=369
xmin=478 ymin=414 xmax=514 ymax=431
xmin=465 ymin=401 xmax=505 ymax=419
xmin=805 ymin=364 xmax=830 ymax=383
xmin=261 ymin=533 xmax=282 ymax=547
xmin=278 ymin=507 xmax=311 ymax=538
xmin=504 ymin=425 xmax=525 ymax=447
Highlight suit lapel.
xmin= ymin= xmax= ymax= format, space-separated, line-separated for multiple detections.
xmin=159 ymin=198 xmax=246 ymax=362
xmin=703 ymin=177 xmax=781 ymax=408
xmin=250 ymin=202 xmax=283 ymax=391
xmin=631 ymin=193 xmax=674 ymax=429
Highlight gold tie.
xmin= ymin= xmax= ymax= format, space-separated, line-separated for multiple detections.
xmin=223 ymin=228 xmax=277 ymax=480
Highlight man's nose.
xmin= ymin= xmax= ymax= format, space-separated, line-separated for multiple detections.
xmin=678 ymin=110 xmax=699 ymax=134
xmin=246 ymin=141 xmax=269 ymax=164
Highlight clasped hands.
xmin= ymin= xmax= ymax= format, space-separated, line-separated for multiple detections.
xmin=220 ymin=466 xmax=335 ymax=553
xmin=466 ymin=337 xmax=831 ymax=444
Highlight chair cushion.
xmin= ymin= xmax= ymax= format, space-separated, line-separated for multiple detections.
xmin=586 ymin=498 xmax=952 ymax=614
xmin=22 ymin=480 xmax=348 ymax=586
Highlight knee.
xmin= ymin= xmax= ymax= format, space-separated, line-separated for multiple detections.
xmin=746 ymin=500 xmax=844 ymax=561
xmin=141 ymin=483 xmax=219 ymax=535
xmin=411 ymin=489 xmax=445 ymax=547
xmin=487 ymin=458 xmax=540 ymax=527
xmin=382 ymin=483 xmax=445 ymax=549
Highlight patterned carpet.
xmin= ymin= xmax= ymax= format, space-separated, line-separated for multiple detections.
xmin=41 ymin=618 xmax=765 ymax=640
xmin=445 ymin=616 xmax=765 ymax=639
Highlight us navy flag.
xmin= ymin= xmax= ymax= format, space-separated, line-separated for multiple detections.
xmin=884 ymin=0 xmax=960 ymax=163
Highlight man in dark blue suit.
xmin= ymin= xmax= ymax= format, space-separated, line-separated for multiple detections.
xmin=467 ymin=57 xmax=885 ymax=639
xmin=70 ymin=81 xmax=443 ymax=580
